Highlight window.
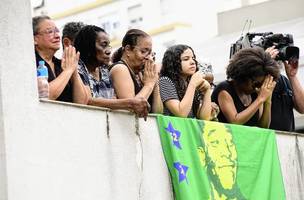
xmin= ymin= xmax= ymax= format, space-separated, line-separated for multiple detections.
xmin=128 ymin=4 xmax=143 ymax=29
xmin=98 ymin=13 xmax=121 ymax=40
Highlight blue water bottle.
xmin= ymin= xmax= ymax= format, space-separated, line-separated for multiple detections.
xmin=37 ymin=60 xmax=49 ymax=99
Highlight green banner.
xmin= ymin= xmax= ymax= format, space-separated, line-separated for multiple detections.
xmin=157 ymin=115 xmax=285 ymax=200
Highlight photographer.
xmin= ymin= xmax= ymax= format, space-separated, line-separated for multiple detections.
xmin=267 ymin=46 xmax=304 ymax=131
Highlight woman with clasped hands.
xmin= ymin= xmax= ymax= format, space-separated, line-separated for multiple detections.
xmin=159 ymin=44 xmax=212 ymax=119
xmin=33 ymin=15 xmax=88 ymax=104
xmin=110 ymin=29 xmax=162 ymax=113
xmin=211 ymin=47 xmax=280 ymax=128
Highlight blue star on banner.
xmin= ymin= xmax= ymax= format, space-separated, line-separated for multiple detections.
xmin=174 ymin=162 xmax=189 ymax=184
xmin=165 ymin=122 xmax=182 ymax=149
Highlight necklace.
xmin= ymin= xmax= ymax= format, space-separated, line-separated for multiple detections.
xmin=121 ymin=59 xmax=143 ymax=87
xmin=238 ymin=94 xmax=252 ymax=107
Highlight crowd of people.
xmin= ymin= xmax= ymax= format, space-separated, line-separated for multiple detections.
xmin=32 ymin=15 xmax=304 ymax=132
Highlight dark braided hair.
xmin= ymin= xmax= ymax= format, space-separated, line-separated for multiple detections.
xmin=161 ymin=44 xmax=201 ymax=115
xmin=74 ymin=25 xmax=107 ymax=67
xmin=111 ymin=29 xmax=149 ymax=63
xmin=227 ymin=47 xmax=280 ymax=83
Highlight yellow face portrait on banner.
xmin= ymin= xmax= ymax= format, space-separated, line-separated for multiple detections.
xmin=198 ymin=121 xmax=239 ymax=200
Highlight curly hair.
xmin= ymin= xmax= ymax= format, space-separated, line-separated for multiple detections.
xmin=32 ymin=15 xmax=51 ymax=35
xmin=74 ymin=25 xmax=106 ymax=66
xmin=111 ymin=29 xmax=149 ymax=63
xmin=227 ymin=47 xmax=280 ymax=83
xmin=160 ymin=44 xmax=201 ymax=114
xmin=62 ymin=21 xmax=85 ymax=47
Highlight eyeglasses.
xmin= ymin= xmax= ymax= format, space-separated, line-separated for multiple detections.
xmin=36 ymin=27 xmax=60 ymax=37
xmin=134 ymin=46 xmax=155 ymax=58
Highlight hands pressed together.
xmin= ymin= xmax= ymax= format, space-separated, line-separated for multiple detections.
xmin=61 ymin=46 xmax=80 ymax=75
xmin=142 ymin=58 xmax=158 ymax=89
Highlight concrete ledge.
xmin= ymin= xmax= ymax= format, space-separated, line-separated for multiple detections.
xmin=40 ymin=99 xmax=303 ymax=136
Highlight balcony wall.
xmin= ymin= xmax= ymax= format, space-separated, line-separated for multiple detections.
xmin=0 ymin=100 xmax=304 ymax=199
xmin=1 ymin=100 xmax=173 ymax=200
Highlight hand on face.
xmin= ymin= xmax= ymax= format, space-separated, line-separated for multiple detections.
xmin=265 ymin=46 xmax=279 ymax=59
xmin=61 ymin=46 xmax=80 ymax=73
xmin=284 ymin=57 xmax=299 ymax=78
xmin=142 ymin=59 xmax=158 ymax=87
xmin=257 ymin=75 xmax=276 ymax=102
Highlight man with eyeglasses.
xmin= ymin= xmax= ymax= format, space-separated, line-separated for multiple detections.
xmin=32 ymin=15 xmax=89 ymax=104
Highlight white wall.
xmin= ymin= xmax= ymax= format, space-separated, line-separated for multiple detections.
xmin=276 ymin=134 xmax=304 ymax=200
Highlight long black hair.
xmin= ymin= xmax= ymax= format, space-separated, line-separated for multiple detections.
xmin=160 ymin=44 xmax=201 ymax=115
xmin=74 ymin=25 xmax=107 ymax=66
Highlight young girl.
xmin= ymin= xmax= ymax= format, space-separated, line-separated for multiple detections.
xmin=159 ymin=44 xmax=212 ymax=119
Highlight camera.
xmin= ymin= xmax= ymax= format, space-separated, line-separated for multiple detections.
xmin=230 ymin=32 xmax=299 ymax=61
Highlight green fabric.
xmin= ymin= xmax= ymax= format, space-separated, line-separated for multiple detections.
xmin=157 ymin=115 xmax=285 ymax=200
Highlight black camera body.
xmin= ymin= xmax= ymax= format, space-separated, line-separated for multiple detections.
xmin=230 ymin=32 xmax=299 ymax=61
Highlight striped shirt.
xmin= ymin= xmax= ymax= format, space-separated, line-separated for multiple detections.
xmin=159 ymin=76 xmax=196 ymax=118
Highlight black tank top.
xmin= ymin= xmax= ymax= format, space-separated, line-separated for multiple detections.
xmin=110 ymin=60 xmax=153 ymax=112
xmin=211 ymin=80 xmax=259 ymax=127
